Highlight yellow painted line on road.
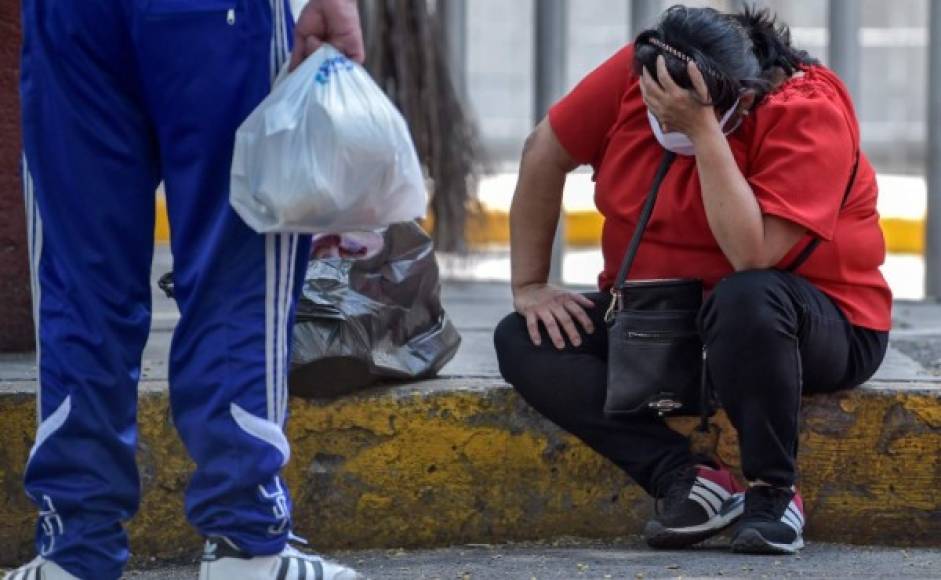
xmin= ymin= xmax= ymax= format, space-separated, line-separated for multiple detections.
xmin=881 ymin=216 xmax=924 ymax=254
xmin=155 ymin=194 xmax=170 ymax=243
xmin=461 ymin=209 xmax=925 ymax=254
xmin=154 ymin=197 xmax=925 ymax=254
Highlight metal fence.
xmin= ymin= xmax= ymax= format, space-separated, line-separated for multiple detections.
xmin=439 ymin=0 xmax=940 ymax=297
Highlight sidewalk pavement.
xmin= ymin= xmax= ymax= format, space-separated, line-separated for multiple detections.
xmin=137 ymin=246 xmax=941 ymax=383
xmin=123 ymin=538 xmax=940 ymax=579
xmin=0 ymin=246 xmax=938 ymax=566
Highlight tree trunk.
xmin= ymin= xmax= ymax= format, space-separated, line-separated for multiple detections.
xmin=359 ymin=0 xmax=482 ymax=252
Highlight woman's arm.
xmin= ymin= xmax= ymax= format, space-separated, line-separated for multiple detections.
xmin=510 ymin=120 xmax=573 ymax=291
xmin=640 ymin=57 xmax=805 ymax=270
xmin=689 ymin=126 xmax=805 ymax=270
xmin=510 ymin=120 xmax=596 ymax=349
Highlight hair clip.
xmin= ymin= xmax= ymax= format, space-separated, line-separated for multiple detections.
xmin=647 ymin=37 xmax=720 ymax=79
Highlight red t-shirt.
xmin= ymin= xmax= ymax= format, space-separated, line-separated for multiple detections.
xmin=548 ymin=45 xmax=892 ymax=331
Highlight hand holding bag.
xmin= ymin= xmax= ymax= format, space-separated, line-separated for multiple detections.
xmin=230 ymin=45 xmax=427 ymax=233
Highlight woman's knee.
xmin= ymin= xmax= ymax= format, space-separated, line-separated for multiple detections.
xmin=700 ymin=270 xmax=797 ymax=340
xmin=493 ymin=312 xmax=531 ymax=385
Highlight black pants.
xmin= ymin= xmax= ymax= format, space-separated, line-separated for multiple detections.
xmin=494 ymin=270 xmax=888 ymax=495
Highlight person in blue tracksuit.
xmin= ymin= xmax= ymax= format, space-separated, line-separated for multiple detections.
xmin=8 ymin=1 xmax=365 ymax=579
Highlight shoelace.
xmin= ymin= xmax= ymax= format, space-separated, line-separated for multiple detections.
xmin=743 ymin=485 xmax=794 ymax=522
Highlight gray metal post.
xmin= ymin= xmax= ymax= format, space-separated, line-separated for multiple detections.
xmin=928 ymin=0 xmax=941 ymax=298
xmin=728 ymin=0 xmax=750 ymax=14
xmin=630 ymin=0 xmax=661 ymax=39
xmin=827 ymin=0 xmax=861 ymax=101
xmin=534 ymin=0 xmax=568 ymax=285
xmin=439 ymin=0 xmax=468 ymax=102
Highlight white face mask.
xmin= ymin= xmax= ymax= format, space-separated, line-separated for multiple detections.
xmin=647 ymin=97 xmax=742 ymax=156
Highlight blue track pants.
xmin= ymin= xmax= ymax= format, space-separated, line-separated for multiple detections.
xmin=20 ymin=2 xmax=310 ymax=578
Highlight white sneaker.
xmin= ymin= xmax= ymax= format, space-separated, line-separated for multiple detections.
xmin=199 ymin=537 xmax=363 ymax=580
xmin=3 ymin=556 xmax=79 ymax=580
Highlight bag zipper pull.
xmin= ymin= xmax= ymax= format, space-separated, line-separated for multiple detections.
xmin=226 ymin=8 xmax=236 ymax=25
xmin=604 ymin=288 xmax=619 ymax=323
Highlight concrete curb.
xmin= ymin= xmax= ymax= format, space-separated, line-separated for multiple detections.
xmin=154 ymin=198 xmax=926 ymax=254
xmin=0 ymin=378 xmax=938 ymax=565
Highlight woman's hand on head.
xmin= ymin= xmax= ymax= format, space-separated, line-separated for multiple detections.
xmin=640 ymin=55 xmax=718 ymax=139
xmin=513 ymin=284 xmax=596 ymax=349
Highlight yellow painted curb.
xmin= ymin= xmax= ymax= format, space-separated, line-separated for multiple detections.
xmin=0 ymin=380 xmax=938 ymax=564
xmin=155 ymin=197 xmax=924 ymax=255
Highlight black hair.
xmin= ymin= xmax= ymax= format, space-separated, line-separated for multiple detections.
xmin=732 ymin=5 xmax=819 ymax=78
xmin=633 ymin=4 xmax=819 ymax=111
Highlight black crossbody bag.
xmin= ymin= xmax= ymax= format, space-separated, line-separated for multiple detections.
xmin=604 ymin=150 xmax=859 ymax=418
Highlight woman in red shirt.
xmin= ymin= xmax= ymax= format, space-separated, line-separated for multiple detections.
xmin=494 ymin=6 xmax=890 ymax=555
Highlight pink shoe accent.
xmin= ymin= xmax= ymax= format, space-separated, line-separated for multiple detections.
xmin=696 ymin=464 xmax=745 ymax=494
xmin=791 ymin=489 xmax=805 ymax=516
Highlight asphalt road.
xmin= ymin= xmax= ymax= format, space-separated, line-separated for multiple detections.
xmin=116 ymin=537 xmax=940 ymax=580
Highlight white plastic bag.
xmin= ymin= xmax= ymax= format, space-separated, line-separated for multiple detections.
xmin=230 ymin=45 xmax=427 ymax=233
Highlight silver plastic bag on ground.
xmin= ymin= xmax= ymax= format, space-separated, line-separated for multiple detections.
xmin=290 ymin=221 xmax=461 ymax=398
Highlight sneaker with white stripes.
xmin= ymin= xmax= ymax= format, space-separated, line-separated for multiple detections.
xmin=198 ymin=537 xmax=363 ymax=580
xmin=731 ymin=485 xmax=805 ymax=555
xmin=644 ymin=464 xmax=745 ymax=549
xmin=2 ymin=556 xmax=78 ymax=580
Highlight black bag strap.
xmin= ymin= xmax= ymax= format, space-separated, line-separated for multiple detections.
xmin=613 ymin=151 xmax=677 ymax=288
xmin=605 ymin=151 xmax=675 ymax=322
xmin=783 ymin=150 xmax=861 ymax=272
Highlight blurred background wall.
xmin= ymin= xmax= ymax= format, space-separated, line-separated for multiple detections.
xmin=459 ymin=0 xmax=928 ymax=174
